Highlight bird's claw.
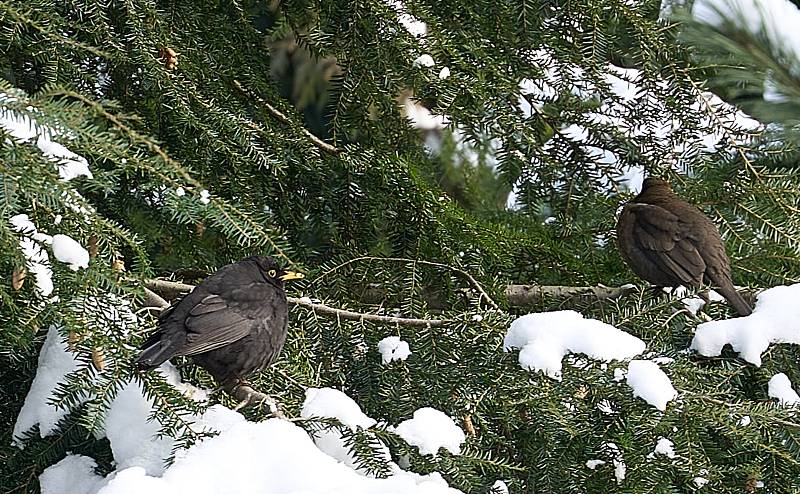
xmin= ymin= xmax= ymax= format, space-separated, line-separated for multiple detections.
xmin=228 ymin=381 xmax=287 ymax=418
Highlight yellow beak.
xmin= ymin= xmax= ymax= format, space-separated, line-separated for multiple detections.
xmin=279 ymin=271 xmax=305 ymax=282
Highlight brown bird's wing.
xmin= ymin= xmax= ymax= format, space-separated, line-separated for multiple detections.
xmin=177 ymin=283 xmax=277 ymax=356
xmin=626 ymin=203 xmax=707 ymax=286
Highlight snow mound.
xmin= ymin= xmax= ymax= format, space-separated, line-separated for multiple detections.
xmin=39 ymin=454 xmax=105 ymax=494
xmin=40 ymin=418 xmax=464 ymax=494
xmin=302 ymin=387 xmax=377 ymax=430
xmin=52 ymin=234 xmax=90 ymax=270
xmin=377 ymin=336 xmax=412 ymax=364
xmin=691 ymin=284 xmax=800 ymax=365
xmin=768 ymin=373 xmax=800 ymax=406
xmin=395 ymin=407 xmax=465 ymax=456
xmin=626 ymin=360 xmax=677 ymax=411
xmin=12 ymin=326 xmax=80 ymax=445
xmin=301 ymin=387 xmax=389 ymax=473
xmin=504 ymin=310 xmax=646 ymax=379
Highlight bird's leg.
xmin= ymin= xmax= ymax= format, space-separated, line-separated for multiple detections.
xmin=226 ymin=380 xmax=286 ymax=418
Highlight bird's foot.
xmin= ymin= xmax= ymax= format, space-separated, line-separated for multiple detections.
xmin=227 ymin=381 xmax=286 ymax=418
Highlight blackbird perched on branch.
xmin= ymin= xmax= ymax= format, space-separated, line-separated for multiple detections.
xmin=136 ymin=256 xmax=304 ymax=388
xmin=616 ymin=177 xmax=752 ymax=316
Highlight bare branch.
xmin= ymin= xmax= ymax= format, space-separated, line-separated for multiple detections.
xmin=232 ymin=80 xmax=342 ymax=156
xmin=290 ymin=296 xmax=449 ymax=327
xmin=142 ymin=286 xmax=170 ymax=309
xmin=142 ymin=279 xmax=450 ymax=328
xmin=505 ymin=284 xmax=637 ymax=306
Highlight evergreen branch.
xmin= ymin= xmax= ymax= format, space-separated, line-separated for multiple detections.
xmin=315 ymin=256 xmax=500 ymax=310
xmin=686 ymin=392 xmax=800 ymax=430
xmin=232 ymin=79 xmax=342 ymax=155
xmin=1 ymin=4 xmax=114 ymax=59
xmin=140 ymin=278 xmax=451 ymax=327
xmin=46 ymin=89 xmax=296 ymax=266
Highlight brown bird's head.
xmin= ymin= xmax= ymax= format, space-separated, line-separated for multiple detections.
xmin=252 ymin=256 xmax=304 ymax=286
xmin=641 ymin=177 xmax=671 ymax=191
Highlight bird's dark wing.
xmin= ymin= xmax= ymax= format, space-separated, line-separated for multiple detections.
xmin=626 ymin=203 xmax=706 ymax=285
xmin=177 ymin=283 xmax=277 ymax=356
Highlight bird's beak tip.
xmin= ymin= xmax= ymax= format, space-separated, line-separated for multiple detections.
xmin=280 ymin=271 xmax=305 ymax=281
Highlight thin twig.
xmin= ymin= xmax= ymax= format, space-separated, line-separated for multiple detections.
xmin=232 ymin=79 xmax=342 ymax=155
xmin=315 ymin=256 xmax=501 ymax=310
xmin=685 ymin=391 xmax=800 ymax=430
xmin=290 ymin=297 xmax=449 ymax=327
xmin=142 ymin=279 xmax=450 ymax=328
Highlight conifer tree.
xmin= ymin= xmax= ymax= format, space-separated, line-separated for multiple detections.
xmin=1 ymin=0 xmax=799 ymax=492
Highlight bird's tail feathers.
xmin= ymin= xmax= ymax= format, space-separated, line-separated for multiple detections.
xmin=717 ymin=283 xmax=753 ymax=317
xmin=135 ymin=341 xmax=176 ymax=371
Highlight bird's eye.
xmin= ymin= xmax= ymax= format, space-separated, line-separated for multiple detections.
xmin=268 ymin=269 xmax=277 ymax=277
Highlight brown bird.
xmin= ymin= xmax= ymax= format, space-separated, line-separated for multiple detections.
xmin=616 ymin=177 xmax=752 ymax=316
xmin=136 ymin=256 xmax=304 ymax=388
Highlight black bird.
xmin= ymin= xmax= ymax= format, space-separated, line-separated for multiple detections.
xmin=136 ymin=256 xmax=304 ymax=387
xmin=616 ymin=177 xmax=752 ymax=316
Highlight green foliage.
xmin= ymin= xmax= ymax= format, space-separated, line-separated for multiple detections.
xmin=1 ymin=0 xmax=800 ymax=493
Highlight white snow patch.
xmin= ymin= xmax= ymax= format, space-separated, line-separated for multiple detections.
xmin=491 ymin=480 xmax=509 ymax=494
xmin=0 ymin=99 xmax=92 ymax=182
xmin=52 ymin=234 xmax=90 ymax=270
xmin=626 ymin=360 xmax=678 ymax=411
xmin=9 ymin=214 xmax=54 ymax=296
xmin=199 ymin=189 xmax=210 ymax=204
xmin=691 ymin=284 xmax=800 ymax=366
xmin=504 ymin=310 xmax=646 ymax=380
xmin=693 ymin=471 xmax=710 ymax=488
xmin=175 ymin=187 xmax=185 ymax=196
xmin=395 ymin=407 xmax=465 ymax=456
xmin=651 ymin=437 xmax=677 ymax=459
xmin=739 ymin=415 xmax=751 ymax=426
xmin=383 ymin=0 xmax=427 ymax=38
xmin=12 ymin=326 xmax=79 ymax=445
xmin=302 ymin=387 xmax=377 ymax=430
xmin=377 ymin=336 xmax=412 ymax=364
xmin=603 ymin=443 xmax=626 ymax=484
xmin=413 ymin=54 xmax=435 ymax=68
xmin=586 ymin=459 xmax=606 ymax=469
xmin=597 ymin=399 xmax=616 ymax=415
xmin=402 ymin=97 xmax=449 ymax=130
xmin=39 ymin=455 xmax=106 ymax=494
xmin=651 ymin=357 xmax=675 ymax=365
xmin=438 ymin=67 xmax=451 ymax=79
xmin=301 ymin=387 xmax=390 ymax=473
xmin=768 ymin=373 xmax=800 ymax=406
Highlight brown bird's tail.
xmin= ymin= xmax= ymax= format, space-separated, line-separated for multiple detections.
xmin=716 ymin=282 xmax=753 ymax=317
